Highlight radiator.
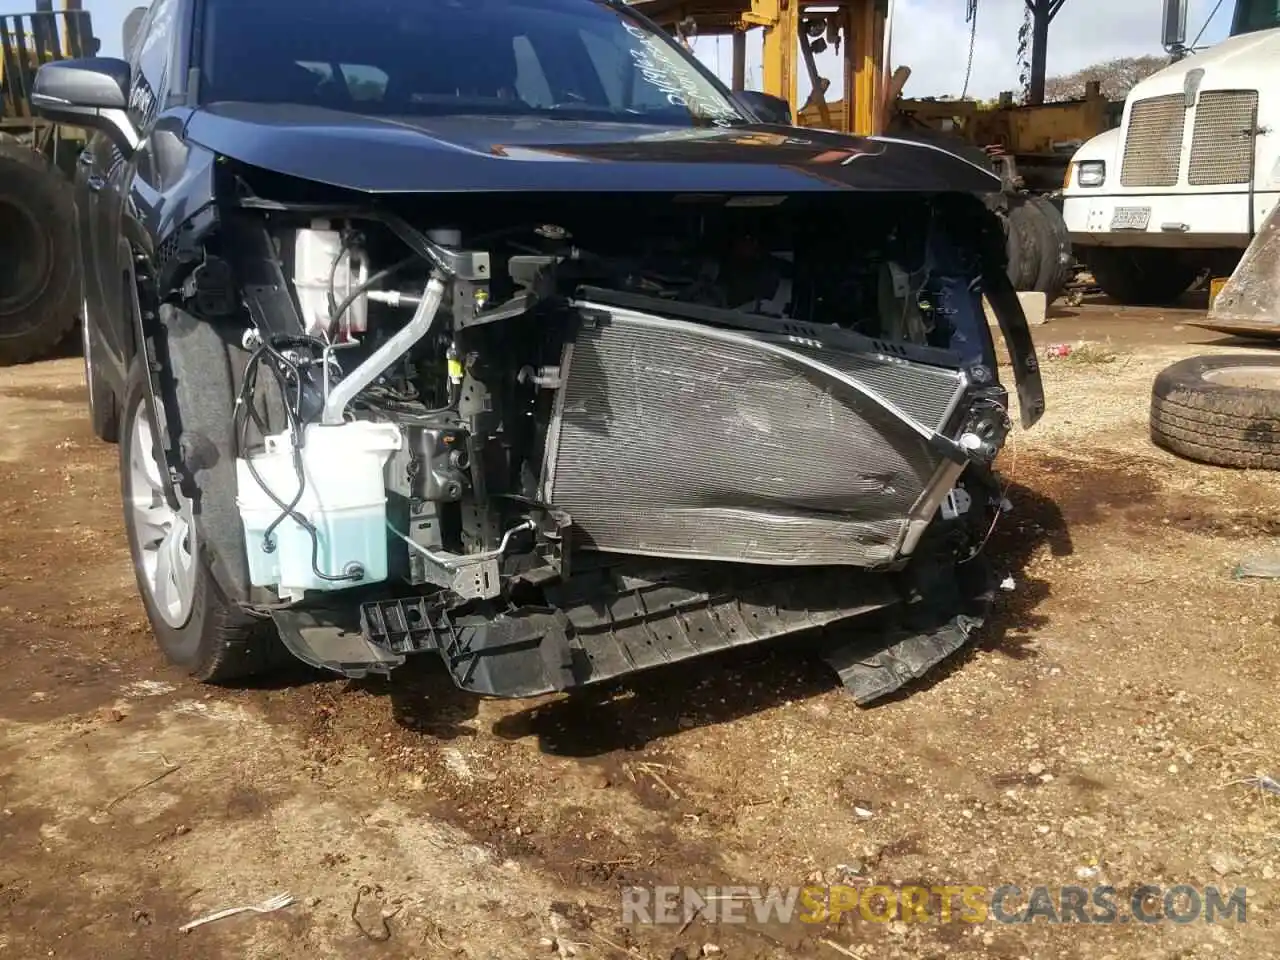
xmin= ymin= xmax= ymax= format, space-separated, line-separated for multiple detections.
xmin=1188 ymin=90 xmax=1258 ymax=187
xmin=538 ymin=304 xmax=969 ymax=568
xmin=1121 ymin=94 xmax=1186 ymax=188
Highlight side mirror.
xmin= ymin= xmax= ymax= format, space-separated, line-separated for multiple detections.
xmin=123 ymin=6 xmax=147 ymax=61
xmin=1162 ymin=0 xmax=1188 ymax=51
xmin=31 ymin=57 xmax=139 ymax=156
xmin=736 ymin=90 xmax=793 ymax=126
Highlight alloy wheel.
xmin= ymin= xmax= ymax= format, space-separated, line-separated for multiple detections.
xmin=128 ymin=401 xmax=198 ymax=628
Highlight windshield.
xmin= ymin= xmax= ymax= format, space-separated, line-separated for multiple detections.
xmin=1231 ymin=0 xmax=1280 ymax=35
xmin=198 ymin=0 xmax=746 ymax=127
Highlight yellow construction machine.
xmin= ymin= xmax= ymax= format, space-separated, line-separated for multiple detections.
xmin=629 ymin=0 xmax=1118 ymax=185
xmin=629 ymin=0 xmax=1119 ymax=300
xmin=885 ymin=81 xmax=1120 ymax=194
xmin=0 ymin=0 xmax=95 ymax=365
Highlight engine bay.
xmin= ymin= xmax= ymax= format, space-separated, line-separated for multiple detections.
xmin=184 ymin=186 xmax=1016 ymax=609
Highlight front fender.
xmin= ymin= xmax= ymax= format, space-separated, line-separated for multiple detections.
xmin=983 ymin=267 xmax=1046 ymax=430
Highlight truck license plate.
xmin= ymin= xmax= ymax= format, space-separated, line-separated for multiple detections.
xmin=1110 ymin=206 xmax=1151 ymax=231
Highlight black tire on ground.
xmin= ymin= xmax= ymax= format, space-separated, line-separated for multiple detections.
xmin=120 ymin=353 xmax=281 ymax=681
xmin=1150 ymin=354 xmax=1280 ymax=470
xmin=1003 ymin=196 xmax=1044 ymax=293
xmin=0 ymin=139 xmax=79 ymax=366
xmin=1027 ymin=195 xmax=1072 ymax=302
xmin=1087 ymin=247 xmax=1200 ymax=306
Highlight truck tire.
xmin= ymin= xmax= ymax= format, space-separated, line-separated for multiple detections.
xmin=1087 ymin=248 xmax=1199 ymax=306
xmin=1003 ymin=196 xmax=1042 ymax=293
xmin=120 ymin=348 xmax=281 ymax=682
xmin=895 ymin=133 xmax=1056 ymax=298
xmin=1150 ymin=354 xmax=1280 ymax=470
xmin=0 ymin=140 xmax=78 ymax=366
xmin=1027 ymin=196 xmax=1072 ymax=303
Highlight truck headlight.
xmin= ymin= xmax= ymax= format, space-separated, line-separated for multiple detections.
xmin=1076 ymin=160 xmax=1106 ymax=187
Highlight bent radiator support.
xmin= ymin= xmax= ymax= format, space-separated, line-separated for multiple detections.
xmin=361 ymin=560 xmax=904 ymax=697
xmin=538 ymin=305 xmax=970 ymax=567
xmin=354 ymin=551 xmax=995 ymax=704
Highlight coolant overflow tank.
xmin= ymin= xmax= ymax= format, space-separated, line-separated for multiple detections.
xmin=235 ymin=421 xmax=403 ymax=599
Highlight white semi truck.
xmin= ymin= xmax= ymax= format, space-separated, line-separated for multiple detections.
xmin=1062 ymin=0 xmax=1280 ymax=305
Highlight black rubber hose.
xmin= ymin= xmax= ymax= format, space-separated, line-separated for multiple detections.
xmin=329 ymin=254 xmax=419 ymax=332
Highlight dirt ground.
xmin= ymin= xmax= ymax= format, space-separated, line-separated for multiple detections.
xmin=2 ymin=298 xmax=1279 ymax=960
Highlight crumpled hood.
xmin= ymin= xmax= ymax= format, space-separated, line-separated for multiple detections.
xmin=184 ymin=103 xmax=1001 ymax=195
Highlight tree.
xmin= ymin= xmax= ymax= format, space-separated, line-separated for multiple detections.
xmin=1043 ymin=55 xmax=1171 ymax=102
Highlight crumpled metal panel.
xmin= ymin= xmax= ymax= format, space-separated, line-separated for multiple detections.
xmin=1194 ymin=196 xmax=1280 ymax=340
xmin=541 ymin=307 xmax=967 ymax=567
xmin=786 ymin=343 xmax=965 ymax=431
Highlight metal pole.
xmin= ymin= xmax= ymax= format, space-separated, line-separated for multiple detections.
xmin=732 ymin=29 xmax=747 ymax=90
xmin=1028 ymin=0 xmax=1048 ymax=104
xmin=1026 ymin=0 xmax=1068 ymax=105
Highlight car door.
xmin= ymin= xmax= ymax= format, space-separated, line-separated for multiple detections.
xmin=75 ymin=4 xmax=149 ymax=394
xmin=94 ymin=0 xmax=178 ymax=374
xmin=78 ymin=2 xmax=155 ymax=396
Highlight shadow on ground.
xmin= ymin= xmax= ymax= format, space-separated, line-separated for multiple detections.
xmin=479 ymin=479 xmax=1070 ymax=757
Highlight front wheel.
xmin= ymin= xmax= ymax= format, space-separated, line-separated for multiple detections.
xmin=120 ymin=355 xmax=279 ymax=682
xmin=1085 ymin=248 xmax=1200 ymax=306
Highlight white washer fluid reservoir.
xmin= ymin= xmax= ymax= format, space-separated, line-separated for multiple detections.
xmin=236 ymin=420 xmax=402 ymax=600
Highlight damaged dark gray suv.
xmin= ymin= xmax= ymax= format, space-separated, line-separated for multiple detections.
xmin=34 ymin=0 xmax=1044 ymax=704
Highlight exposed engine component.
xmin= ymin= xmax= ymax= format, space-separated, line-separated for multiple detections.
xmin=293 ymin=222 xmax=370 ymax=339
xmin=384 ymin=416 xmax=472 ymax=587
xmin=205 ymin=185 xmax=1039 ymax=700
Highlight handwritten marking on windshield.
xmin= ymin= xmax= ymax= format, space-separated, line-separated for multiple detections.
xmin=622 ymin=22 xmax=739 ymax=127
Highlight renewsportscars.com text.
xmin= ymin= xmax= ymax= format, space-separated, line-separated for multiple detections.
xmin=622 ymin=884 xmax=1248 ymax=926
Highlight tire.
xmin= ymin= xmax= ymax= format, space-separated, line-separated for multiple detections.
xmin=1150 ymin=354 xmax=1280 ymax=470
xmin=1087 ymin=248 xmax=1199 ymax=306
xmin=120 ymin=353 xmax=280 ymax=681
xmin=1026 ymin=196 xmax=1072 ymax=303
xmin=0 ymin=140 xmax=78 ymax=366
xmin=1003 ymin=196 xmax=1043 ymax=293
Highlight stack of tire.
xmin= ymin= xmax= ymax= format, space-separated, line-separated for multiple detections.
xmin=894 ymin=129 xmax=1073 ymax=303
xmin=0 ymin=136 xmax=79 ymax=366
xmin=1002 ymin=192 xmax=1073 ymax=305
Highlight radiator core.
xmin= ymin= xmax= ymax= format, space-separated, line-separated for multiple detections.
xmin=539 ymin=306 xmax=967 ymax=567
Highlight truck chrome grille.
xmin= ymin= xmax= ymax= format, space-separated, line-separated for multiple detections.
xmin=1120 ymin=95 xmax=1185 ymax=188
xmin=540 ymin=306 xmax=968 ymax=568
xmin=1188 ymin=90 xmax=1258 ymax=186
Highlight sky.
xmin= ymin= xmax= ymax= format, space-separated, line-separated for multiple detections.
xmin=84 ymin=0 xmax=1236 ymax=99
xmin=689 ymin=0 xmax=1236 ymax=100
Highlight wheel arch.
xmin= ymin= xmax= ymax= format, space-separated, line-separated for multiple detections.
xmin=122 ymin=230 xmax=254 ymax=606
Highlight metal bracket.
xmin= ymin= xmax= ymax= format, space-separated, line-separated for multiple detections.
xmin=389 ymin=520 xmax=535 ymax=601
xmin=428 ymin=553 xmax=502 ymax=602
